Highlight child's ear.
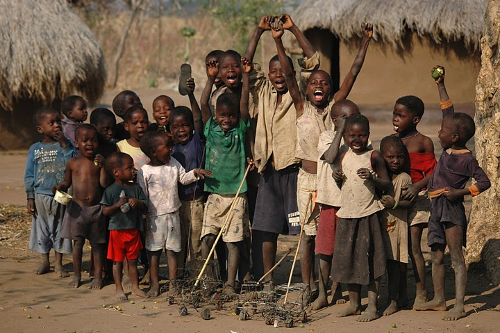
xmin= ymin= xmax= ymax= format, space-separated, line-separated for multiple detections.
xmin=36 ymin=125 xmax=43 ymax=134
xmin=67 ymin=111 xmax=73 ymax=119
xmin=124 ymin=122 xmax=129 ymax=131
xmin=452 ymin=133 xmax=460 ymax=143
xmin=413 ymin=116 xmax=421 ymax=125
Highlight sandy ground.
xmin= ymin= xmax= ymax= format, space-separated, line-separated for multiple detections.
xmin=1 ymin=89 xmax=499 ymax=332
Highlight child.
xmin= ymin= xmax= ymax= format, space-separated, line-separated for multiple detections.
xmin=331 ymin=114 xmax=391 ymax=322
xmin=116 ymin=105 xmax=150 ymax=173
xmin=149 ymin=95 xmax=175 ymax=133
xmin=414 ymin=67 xmax=490 ymax=321
xmin=61 ymin=95 xmax=88 ymax=143
xmin=205 ymin=50 xmax=224 ymax=90
xmin=170 ymin=105 xmax=205 ymax=269
xmin=312 ymin=99 xmax=360 ymax=310
xmin=90 ymin=108 xmax=118 ymax=158
xmin=54 ymin=124 xmax=108 ymax=289
xmin=392 ymin=95 xmax=437 ymax=307
xmin=199 ymin=57 xmax=252 ymax=296
xmin=378 ymin=136 xmax=412 ymax=316
xmin=101 ymin=152 xmax=148 ymax=300
xmin=24 ymin=107 xmax=75 ymax=276
xmin=137 ymin=131 xmax=211 ymax=297
xmin=272 ymin=18 xmax=373 ymax=291
xmin=111 ymin=90 xmax=142 ymax=141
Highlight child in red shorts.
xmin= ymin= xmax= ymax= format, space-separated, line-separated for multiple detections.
xmin=101 ymin=152 xmax=149 ymax=300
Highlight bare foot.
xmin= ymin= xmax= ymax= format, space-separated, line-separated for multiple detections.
xmin=331 ymin=288 xmax=346 ymax=305
xmin=358 ymin=307 xmax=379 ymax=322
xmin=311 ymin=294 xmax=329 ymax=310
xmin=55 ymin=263 xmax=69 ymax=278
xmin=35 ymin=262 xmax=50 ymax=275
xmin=132 ymin=286 xmax=148 ymax=298
xmin=89 ymin=278 xmax=104 ymax=290
xmin=116 ymin=290 xmax=128 ymax=300
xmin=442 ymin=305 xmax=466 ymax=321
xmin=122 ymin=275 xmax=132 ymax=290
xmin=383 ymin=300 xmax=398 ymax=316
xmin=139 ymin=269 xmax=150 ymax=285
xmin=147 ymin=283 xmax=160 ymax=298
xmin=412 ymin=291 xmax=428 ymax=309
xmin=414 ymin=298 xmax=447 ymax=311
xmin=337 ymin=303 xmax=361 ymax=317
xmin=69 ymin=275 xmax=81 ymax=288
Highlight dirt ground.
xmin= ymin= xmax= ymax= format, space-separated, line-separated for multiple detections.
xmin=0 ymin=89 xmax=499 ymax=332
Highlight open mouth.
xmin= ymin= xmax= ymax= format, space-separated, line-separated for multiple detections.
xmin=393 ymin=125 xmax=399 ymax=132
xmin=274 ymin=80 xmax=285 ymax=89
xmin=158 ymin=116 xmax=168 ymax=124
xmin=313 ymin=89 xmax=324 ymax=101
xmin=226 ymin=75 xmax=238 ymax=85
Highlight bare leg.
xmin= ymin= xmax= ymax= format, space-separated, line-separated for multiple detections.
xmin=414 ymin=243 xmax=447 ymax=311
xmin=201 ymin=234 xmax=216 ymax=278
xmin=147 ymin=250 xmax=161 ymax=297
xmin=166 ymin=249 xmax=179 ymax=296
xmin=312 ymin=254 xmax=331 ymax=310
xmin=358 ymin=279 xmax=380 ymax=322
xmin=225 ymin=242 xmax=241 ymax=296
xmin=410 ymin=225 xmax=427 ymax=308
xmin=113 ymin=261 xmax=127 ymax=300
xmin=337 ymin=284 xmax=362 ymax=317
xmin=383 ymin=260 xmax=400 ymax=316
xmin=35 ymin=253 xmax=50 ymax=275
xmin=258 ymin=231 xmax=278 ymax=283
xmin=122 ymin=258 xmax=132 ymax=290
xmin=69 ymin=238 xmax=84 ymax=288
xmin=300 ymin=234 xmax=316 ymax=292
xmin=89 ymin=243 xmax=105 ymax=289
xmin=54 ymin=251 xmax=69 ymax=277
xmin=128 ymin=259 xmax=147 ymax=298
xmin=442 ymin=225 xmax=466 ymax=321
xmin=331 ymin=282 xmax=346 ymax=304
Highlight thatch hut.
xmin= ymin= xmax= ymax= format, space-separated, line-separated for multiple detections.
xmin=0 ymin=0 xmax=106 ymax=149
xmin=292 ymin=0 xmax=485 ymax=108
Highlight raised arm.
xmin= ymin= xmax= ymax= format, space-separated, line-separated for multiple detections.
xmin=186 ymin=77 xmax=204 ymax=133
xmin=280 ymin=14 xmax=315 ymax=58
xmin=201 ymin=60 xmax=218 ymax=124
xmin=271 ymin=21 xmax=304 ymax=117
xmin=240 ymin=57 xmax=252 ymax=123
xmin=244 ymin=16 xmax=274 ymax=62
xmin=432 ymin=65 xmax=454 ymax=117
xmin=334 ymin=23 xmax=373 ymax=101
xmin=370 ymin=150 xmax=392 ymax=193
xmin=322 ymin=114 xmax=347 ymax=163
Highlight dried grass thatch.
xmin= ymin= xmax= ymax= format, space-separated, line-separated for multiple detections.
xmin=293 ymin=0 xmax=486 ymax=51
xmin=0 ymin=0 xmax=106 ymax=111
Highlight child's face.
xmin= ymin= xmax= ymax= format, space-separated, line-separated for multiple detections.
xmin=115 ymin=156 xmax=135 ymax=182
xmin=306 ymin=71 xmax=332 ymax=108
xmin=152 ymin=97 xmax=173 ymax=128
xmin=344 ymin=123 xmax=370 ymax=153
xmin=124 ymin=110 xmax=149 ymax=142
xmin=69 ymin=99 xmax=88 ymax=123
xmin=382 ymin=146 xmax=405 ymax=174
xmin=153 ymin=134 xmax=173 ymax=165
xmin=75 ymin=128 xmax=99 ymax=158
xmin=170 ymin=114 xmax=194 ymax=145
xmin=216 ymin=104 xmax=239 ymax=133
xmin=268 ymin=59 xmax=287 ymax=93
xmin=36 ymin=112 xmax=63 ymax=141
xmin=116 ymin=93 xmax=142 ymax=118
xmin=95 ymin=118 xmax=116 ymax=142
xmin=219 ymin=54 xmax=242 ymax=89
xmin=206 ymin=55 xmax=222 ymax=88
xmin=392 ymin=103 xmax=418 ymax=134
xmin=438 ymin=116 xmax=457 ymax=149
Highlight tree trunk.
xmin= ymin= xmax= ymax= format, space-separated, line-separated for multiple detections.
xmin=466 ymin=0 xmax=500 ymax=285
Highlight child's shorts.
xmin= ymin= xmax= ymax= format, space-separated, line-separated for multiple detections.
xmin=60 ymin=200 xmax=106 ymax=245
xmin=297 ymin=168 xmax=319 ymax=236
xmin=29 ymin=194 xmax=72 ymax=254
xmin=145 ymin=211 xmax=182 ymax=252
xmin=315 ymin=205 xmax=340 ymax=256
xmin=427 ymin=195 xmax=467 ymax=247
xmin=409 ymin=190 xmax=431 ymax=226
xmin=107 ymin=228 xmax=142 ymax=262
xmin=202 ymin=193 xmax=250 ymax=243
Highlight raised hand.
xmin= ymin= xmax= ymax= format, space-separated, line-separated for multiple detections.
xmin=279 ymin=14 xmax=294 ymax=30
xmin=270 ymin=20 xmax=284 ymax=39
xmin=206 ymin=60 xmax=218 ymax=78
xmin=431 ymin=65 xmax=445 ymax=84
xmin=362 ymin=22 xmax=373 ymax=39
xmin=259 ymin=15 xmax=275 ymax=30
xmin=186 ymin=77 xmax=195 ymax=94
xmin=54 ymin=130 xmax=69 ymax=148
xmin=241 ymin=57 xmax=253 ymax=74
xmin=334 ymin=113 xmax=348 ymax=131
xmin=94 ymin=154 xmax=105 ymax=168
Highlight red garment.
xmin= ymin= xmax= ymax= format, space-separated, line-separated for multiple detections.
xmin=107 ymin=229 xmax=143 ymax=262
xmin=408 ymin=152 xmax=437 ymax=184
xmin=315 ymin=205 xmax=340 ymax=256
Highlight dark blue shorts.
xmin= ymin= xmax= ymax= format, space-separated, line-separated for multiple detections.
xmin=252 ymin=164 xmax=300 ymax=235
xmin=427 ymin=195 xmax=467 ymax=247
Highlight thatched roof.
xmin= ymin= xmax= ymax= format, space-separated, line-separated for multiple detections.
xmin=293 ymin=0 xmax=486 ymax=51
xmin=0 ymin=0 xmax=105 ymax=111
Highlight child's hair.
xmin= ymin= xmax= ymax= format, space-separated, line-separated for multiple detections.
xmin=106 ymin=151 xmax=130 ymax=175
xmin=33 ymin=107 xmax=58 ymax=126
xmin=169 ymin=106 xmax=194 ymax=127
xmin=123 ymin=105 xmax=148 ymax=123
xmin=216 ymin=93 xmax=240 ymax=114
xmin=345 ymin=114 xmax=370 ymax=132
xmin=380 ymin=135 xmax=405 ymax=154
xmin=75 ymin=123 xmax=97 ymax=141
xmin=331 ymin=99 xmax=360 ymax=117
xmin=396 ymin=95 xmax=425 ymax=118
xmin=153 ymin=95 xmax=175 ymax=109
xmin=447 ymin=112 xmax=476 ymax=144
xmin=220 ymin=49 xmax=242 ymax=64
xmin=112 ymin=90 xmax=140 ymax=116
xmin=139 ymin=131 xmax=172 ymax=159
xmin=269 ymin=54 xmax=295 ymax=71
xmin=61 ymin=95 xmax=86 ymax=118
xmin=205 ymin=50 xmax=223 ymax=62
xmin=90 ymin=108 xmax=115 ymax=126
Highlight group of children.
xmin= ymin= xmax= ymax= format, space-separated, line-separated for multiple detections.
xmin=25 ymin=14 xmax=490 ymax=322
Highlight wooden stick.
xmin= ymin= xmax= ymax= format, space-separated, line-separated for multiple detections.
xmin=283 ymin=193 xmax=312 ymax=304
xmin=194 ymin=164 xmax=251 ymax=288
xmin=257 ymin=248 xmax=292 ymax=284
